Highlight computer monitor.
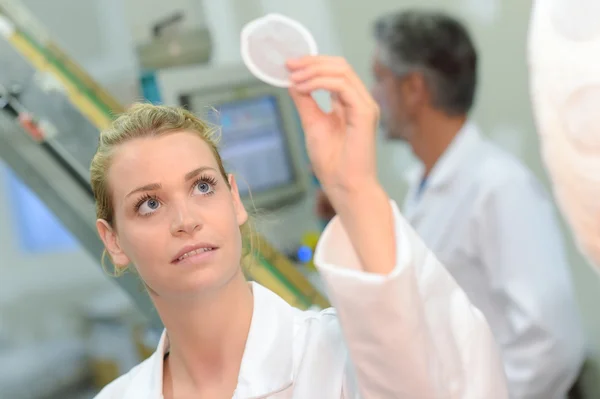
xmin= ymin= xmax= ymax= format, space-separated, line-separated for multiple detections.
xmin=153 ymin=64 xmax=308 ymax=210
xmin=186 ymin=94 xmax=295 ymax=197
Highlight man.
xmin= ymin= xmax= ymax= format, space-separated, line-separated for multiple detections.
xmin=317 ymin=10 xmax=585 ymax=399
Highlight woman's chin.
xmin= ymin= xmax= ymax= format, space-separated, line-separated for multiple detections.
xmin=150 ymin=264 xmax=243 ymax=299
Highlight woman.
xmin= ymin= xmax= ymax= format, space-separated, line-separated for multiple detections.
xmin=92 ymin=56 xmax=507 ymax=398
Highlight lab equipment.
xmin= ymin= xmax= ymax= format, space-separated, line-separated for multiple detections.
xmin=135 ymin=11 xmax=212 ymax=70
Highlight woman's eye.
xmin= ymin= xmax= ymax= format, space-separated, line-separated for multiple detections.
xmin=139 ymin=198 xmax=161 ymax=215
xmin=194 ymin=180 xmax=215 ymax=195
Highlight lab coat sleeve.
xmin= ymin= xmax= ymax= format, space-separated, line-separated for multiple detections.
xmin=313 ymin=200 xmax=509 ymax=399
xmin=475 ymin=174 xmax=584 ymax=398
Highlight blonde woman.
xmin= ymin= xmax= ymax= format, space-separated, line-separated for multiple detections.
xmin=92 ymin=56 xmax=507 ymax=398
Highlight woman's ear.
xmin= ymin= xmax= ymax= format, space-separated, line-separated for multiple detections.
xmin=96 ymin=219 xmax=130 ymax=269
xmin=228 ymin=174 xmax=248 ymax=226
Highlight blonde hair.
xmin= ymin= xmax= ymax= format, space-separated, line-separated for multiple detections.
xmin=90 ymin=103 xmax=254 ymax=276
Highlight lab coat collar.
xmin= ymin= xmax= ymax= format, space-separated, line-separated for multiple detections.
xmin=405 ymin=121 xmax=483 ymax=191
xmin=124 ymin=282 xmax=294 ymax=398
xmin=235 ymin=282 xmax=294 ymax=397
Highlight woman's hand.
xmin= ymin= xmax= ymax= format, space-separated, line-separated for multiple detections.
xmin=287 ymin=56 xmax=395 ymax=275
xmin=287 ymin=56 xmax=380 ymax=196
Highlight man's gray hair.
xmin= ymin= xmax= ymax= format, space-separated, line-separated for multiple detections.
xmin=374 ymin=10 xmax=477 ymax=115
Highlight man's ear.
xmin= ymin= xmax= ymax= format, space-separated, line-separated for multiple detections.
xmin=404 ymin=72 xmax=428 ymax=109
xmin=96 ymin=219 xmax=130 ymax=269
xmin=228 ymin=174 xmax=248 ymax=226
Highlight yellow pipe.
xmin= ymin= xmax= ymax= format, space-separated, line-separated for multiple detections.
xmin=46 ymin=42 xmax=124 ymax=115
xmin=7 ymin=33 xmax=114 ymax=129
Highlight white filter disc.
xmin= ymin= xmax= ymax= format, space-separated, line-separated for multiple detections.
xmin=241 ymin=13 xmax=318 ymax=87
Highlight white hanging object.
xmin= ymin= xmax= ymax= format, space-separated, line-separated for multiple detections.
xmin=528 ymin=0 xmax=600 ymax=270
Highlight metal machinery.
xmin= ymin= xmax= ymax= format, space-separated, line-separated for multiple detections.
xmin=0 ymin=0 xmax=328 ymax=330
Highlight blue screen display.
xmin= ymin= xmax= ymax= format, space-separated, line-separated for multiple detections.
xmin=4 ymin=166 xmax=78 ymax=254
xmin=202 ymin=95 xmax=295 ymax=195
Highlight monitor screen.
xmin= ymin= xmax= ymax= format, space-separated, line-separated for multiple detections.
xmin=204 ymin=95 xmax=296 ymax=196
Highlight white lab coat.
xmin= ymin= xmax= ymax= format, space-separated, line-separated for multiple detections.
xmin=94 ymin=201 xmax=508 ymax=399
xmin=403 ymin=122 xmax=585 ymax=399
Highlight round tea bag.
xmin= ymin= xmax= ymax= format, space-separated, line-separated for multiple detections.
xmin=241 ymin=13 xmax=318 ymax=87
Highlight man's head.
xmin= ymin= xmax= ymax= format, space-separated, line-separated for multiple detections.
xmin=371 ymin=10 xmax=478 ymax=142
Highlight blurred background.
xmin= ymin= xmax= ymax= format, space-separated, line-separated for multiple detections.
xmin=0 ymin=0 xmax=599 ymax=397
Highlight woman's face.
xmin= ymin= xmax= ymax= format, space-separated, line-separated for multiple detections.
xmin=97 ymin=131 xmax=248 ymax=299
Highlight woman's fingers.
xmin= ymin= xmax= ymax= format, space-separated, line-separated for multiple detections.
xmin=287 ymin=56 xmax=377 ymax=108
xmin=288 ymin=86 xmax=325 ymax=127
xmin=292 ymin=76 xmax=365 ymax=117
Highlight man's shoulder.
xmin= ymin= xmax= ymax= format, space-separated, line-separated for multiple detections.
xmin=468 ymin=141 xmax=553 ymax=211
xmin=476 ymin=141 xmax=538 ymax=189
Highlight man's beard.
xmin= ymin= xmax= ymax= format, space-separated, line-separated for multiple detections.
xmin=383 ymin=117 xmax=414 ymax=142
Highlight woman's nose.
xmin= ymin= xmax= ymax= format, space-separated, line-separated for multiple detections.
xmin=170 ymin=201 xmax=203 ymax=236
